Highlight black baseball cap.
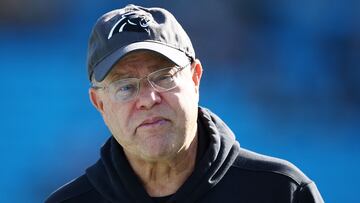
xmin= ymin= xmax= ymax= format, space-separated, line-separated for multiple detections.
xmin=87 ymin=4 xmax=195 ymax=82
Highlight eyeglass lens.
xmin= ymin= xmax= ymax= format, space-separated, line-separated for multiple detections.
xmin=109 ymin=66 xmax=182 ymax=102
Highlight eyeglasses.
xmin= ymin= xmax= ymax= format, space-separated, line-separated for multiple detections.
xmin=92 ymin=63 xmax=191 ymax=102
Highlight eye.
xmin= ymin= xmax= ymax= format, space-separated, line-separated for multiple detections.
xmin=113 ymin=83 xmax=137 ymax=100
xmin=155 ymin=74 xmax=174 ymax=82
xmin=117 ymin=83 xmax=136 ymax=93
xmin=119 ymin=84 xmax=135 ymax=91
xmin=153 ymin=74 xmax=175 ymax=86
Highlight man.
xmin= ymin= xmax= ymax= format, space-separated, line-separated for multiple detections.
xmin=46 ymin=4 xmax=324 ymax=203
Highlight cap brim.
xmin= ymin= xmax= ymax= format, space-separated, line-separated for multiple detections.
xmin=92 ymin=41 xmax=191 ymax=82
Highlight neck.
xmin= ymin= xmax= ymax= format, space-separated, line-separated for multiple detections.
xmin=124 ymin=134 xmax=198 ymax=197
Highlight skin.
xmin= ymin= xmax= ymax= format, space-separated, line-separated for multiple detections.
xmin=89 ymin=50 xmax=203 ymax=197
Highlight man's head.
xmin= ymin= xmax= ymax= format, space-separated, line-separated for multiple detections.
xmin=87 ymin=5 xmax=203 ymax=162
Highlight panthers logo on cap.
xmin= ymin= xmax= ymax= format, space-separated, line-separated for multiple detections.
xmin=108 ymin=11 xmax=154 ymax=39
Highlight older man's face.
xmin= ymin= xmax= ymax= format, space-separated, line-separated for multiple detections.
xmin=90 ymin=51 xmax=201 ymax=161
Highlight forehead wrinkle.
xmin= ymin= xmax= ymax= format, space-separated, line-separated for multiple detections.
xmin=107 ymin=54 xmax=175 ymax=81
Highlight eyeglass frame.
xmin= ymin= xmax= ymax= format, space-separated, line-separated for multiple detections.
xmin=91 ymin=61 xmax=193 ymax=102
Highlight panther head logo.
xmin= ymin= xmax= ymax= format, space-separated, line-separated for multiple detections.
xmin=108 ymin=11 xmax=154 ymax=39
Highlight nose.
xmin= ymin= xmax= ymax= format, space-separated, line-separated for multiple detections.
xmin=135 ymin=79 xmax=162 ymax=110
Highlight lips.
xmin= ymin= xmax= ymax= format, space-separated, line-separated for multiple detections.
xmin=138 ymin=117 xmax=169 ymax=129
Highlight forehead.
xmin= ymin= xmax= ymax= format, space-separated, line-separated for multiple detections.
xmin=109 ymin=50 xmax=174 ymax=76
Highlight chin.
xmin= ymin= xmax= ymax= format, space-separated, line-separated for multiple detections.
xmin=141 ymin=142 xmax=180 ymax=162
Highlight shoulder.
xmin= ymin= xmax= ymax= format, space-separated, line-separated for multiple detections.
xmin=45 ymin=174 xmax=101 ymax=203
xmin=232 ymin=148 xmax=312 ymax=186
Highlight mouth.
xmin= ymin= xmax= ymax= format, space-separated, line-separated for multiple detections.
xmin=137 ymin=117 xmax=170 ymax=129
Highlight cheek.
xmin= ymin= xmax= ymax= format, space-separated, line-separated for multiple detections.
xmin=170 ymin=80 xmax=199 ymax=125
xmin=180 ymin=78 xmax=199 ymax=108
xmin=102 ymin=101 xmax=131 ymax=136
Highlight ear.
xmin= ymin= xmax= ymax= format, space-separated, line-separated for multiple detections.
xmin=89 ymin=88 xmax=105 ymax=115
xmin=191 ymin=59 xmax=203 ymax=93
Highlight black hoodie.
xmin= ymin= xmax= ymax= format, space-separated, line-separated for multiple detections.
xmin=46 ymin=107 xmax=324 ymax=203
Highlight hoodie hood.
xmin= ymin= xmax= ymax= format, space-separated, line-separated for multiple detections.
xmin=86 ymin=107 xmax=240 ymax=203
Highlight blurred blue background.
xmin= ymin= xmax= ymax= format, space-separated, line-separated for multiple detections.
xmin=0 ymin=0 xmax=359 ymax=202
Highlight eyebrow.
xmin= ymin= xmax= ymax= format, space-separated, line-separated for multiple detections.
xmin=107 ymin=62 xmax=176 ymax=82
xmin=107 ymin=72 xmax=133 ymax=82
